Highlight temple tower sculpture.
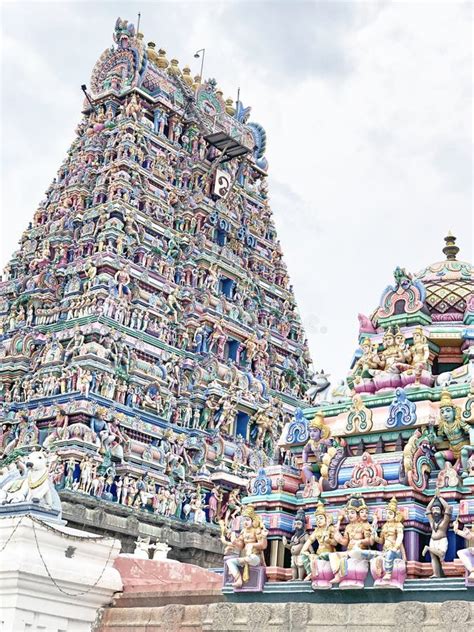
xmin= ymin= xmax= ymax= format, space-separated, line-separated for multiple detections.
xmin=0 ymin=17 xmax=313 ymax=564
xmin=240 ymin=235 xmax=473 ymax=587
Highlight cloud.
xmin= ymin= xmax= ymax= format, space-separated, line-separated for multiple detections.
xmin=216 ymin=1 xmax=359 ymax=82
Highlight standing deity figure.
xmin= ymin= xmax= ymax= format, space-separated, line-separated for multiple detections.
xmin=190 ymin=492 xmax=207 ymax=524
xmin=114 ymin=266 xmax=131 ymax=299
xmin=216 ymin=396 xmax=237 ymax=434
xmin=434 ymin=390 xmax=473 ymax=475
xmin=453 ymin=513 xmax=474 ymax=582
xmin=362 ymin=497 xmax=406 ymax=588
xmin=410 ymin=327 xmax=430 ymax=373
xmin=208 ymin=485 xmax=223 ymax=523
xmin=201 ymin=394 xmax=220 ymax=430
xmin=193 ymin=323 xmax=208 ymax=354
xmin=64 ymin=326 xmax=84 ymax=363
xmin=301 ymin=412 xmax=335 ymax=494
xmin=282 ymin=509 xmax=311 ymax=581
xmin=394 ymin=329 xmax=412 ymax=366
xmin=124 ymin=93 xmax=142 ymax=121
xmin=78 ymin=456 xmax=94 ymax=493
xmin=221 ymin=505 xmax=268 ymax=589
xmin=329 ymin=495 xmax=374 ymax=587
xmin=422 ymin=491 xmax=452 ymax=577
xmin=205 ymin=263 xmax=219 ymax=293
xmin=250 ymin=404 xmax=274 ymax=450
xmin=244 ymin=332 xmax=258 ymax=366
xmin=222 ymin=488 xmax=242 ymax=527
xmin=300 ymin=502 xmax=337 ymax=584
xmin=64 ymin=457 xmax=76 ymax=489
xmin=83 ymin=261 xmax=97 ymax=291
xmin=78 ymin=368 xmax=92 ymax=398
xmin=209 ymin=318 xmax=227 ymax=359
xmin=166 ymin=287 xmax=182 ymax=323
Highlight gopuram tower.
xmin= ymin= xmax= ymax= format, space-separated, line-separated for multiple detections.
xmin=0 ymin=17 xmax=313 ymax=564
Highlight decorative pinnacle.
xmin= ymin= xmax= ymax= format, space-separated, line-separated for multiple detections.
xmin=442 ymin=231 xmax=459 ymax=261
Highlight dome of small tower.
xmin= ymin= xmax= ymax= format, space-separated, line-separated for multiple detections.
xmin=369 ymin=233 xmax=473 ymax=330
xmin=414 ymin=233 xmax=473 ymax=321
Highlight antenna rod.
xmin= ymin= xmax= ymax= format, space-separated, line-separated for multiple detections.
xmin=81 ymin=84 xmax=97 ymax=114
xmin=200 ymin=49 xmax=205 ymax=82
xmin=137 ymin=12 xmax=141 ymax=34
xmin=194 ymin=48 xmax=206 ymax=82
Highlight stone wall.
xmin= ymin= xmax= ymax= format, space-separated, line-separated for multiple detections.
xmin=98 ymin=600 xmax=474 ymax=632
xmin=61 ymin=492 xmax=223 ymax=567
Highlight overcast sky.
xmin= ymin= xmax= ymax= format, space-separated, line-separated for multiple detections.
xmin=1 ymin=1 xmax=472 ymax=384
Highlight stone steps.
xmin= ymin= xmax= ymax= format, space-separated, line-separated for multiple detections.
xmin=222 ymin=576 xmax=473 ymax=601
xmin=403 ymin=577 xmax=465 ymax=591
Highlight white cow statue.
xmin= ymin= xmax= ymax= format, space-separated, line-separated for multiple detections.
xmin=0 ymin=450 xmax=55 ymax=507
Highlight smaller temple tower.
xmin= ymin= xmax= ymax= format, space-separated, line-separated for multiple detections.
xmin=238 ymin=235 xmax=474 ymax=590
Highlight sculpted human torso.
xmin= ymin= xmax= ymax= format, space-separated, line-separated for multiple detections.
xmin=311 ymin=524 xmax=336 ymax=555
xmin=241 ymin=526 xmax=262 ymax=555
xmin=380 ymin=521 xmax=403 ymax=551
xmin=344 ymin=521 xmax=372 ymax=550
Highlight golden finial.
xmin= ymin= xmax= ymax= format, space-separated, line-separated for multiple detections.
xmin=442 ymin=231 xmax=459 ymax=261
xmin=192 ymin=75 xmax=202 ymax=90
xmin=168 ymin=59 xmax=181 ymax=76
xmin=147 ymin=42 xmax=159 ymax=64
xmin=156 ymin=48 xmax=169 ymax=69
xmin=225 ymin=98 xmax=235 ymax=115
xmin=182 ymin=66 xmax=194 ymax=87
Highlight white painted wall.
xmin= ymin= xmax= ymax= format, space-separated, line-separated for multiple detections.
xmin=0 ymin=514 xmax=122 ymax=632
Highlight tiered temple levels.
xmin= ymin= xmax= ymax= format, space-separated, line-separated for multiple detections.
xmin=0 ymin=17 xmax=314 ymax=564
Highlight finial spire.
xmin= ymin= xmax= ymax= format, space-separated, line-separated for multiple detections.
xmin=442 ymin=231 xmax=459 ymax=261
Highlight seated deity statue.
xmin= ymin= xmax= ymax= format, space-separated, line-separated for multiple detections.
xmin=400 ymin=327 xmax=433 ymax=388
xmin=348 ymin=338 xmax=380 ymax=394
xmin=43 ymin=408 xmax=69 ymax=448
xmin=43 ymin=337 xmax=63 ymax=364
xmin=300 ymin=502 xmax=337 ymax=587
xmin=357 ymin=497 xmax=406 ymax=588
xmin=329 ymin=495 xmax=374 ymax=588
xmin=369 ymin=328 xmax=408 ymax=391
xmin=221 ymin=505 xmax=268 ymax=590
xmin=377 ymin=328 xmax=407 ymax=374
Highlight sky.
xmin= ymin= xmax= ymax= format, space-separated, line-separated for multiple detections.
xmin=1 ymin=0 xmax=472 ymax=384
